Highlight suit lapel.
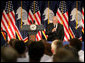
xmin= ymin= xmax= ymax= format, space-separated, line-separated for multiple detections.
xmin=56 ymin=23 xmax=59 ymax=33
xmin=52 ymin=23 xmax=54 ymax=29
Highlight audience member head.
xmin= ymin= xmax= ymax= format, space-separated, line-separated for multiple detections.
xmin=69 ymin=38 xmax=82 ymax=52
xmin=14 ymin=40 xmax=26 ymax=57
xmin=9 ymin=39 xmax=19 ymax=47
xmin=53 ymin=48 xmax=79 ymax=62
xmin=63 ymin=44 xmax=79 ymax=59
xmin=1 ymin=46 xmax=18 ymax=62
xmin=51 ymin=39 xmax=63 ymax=54
xmin=39 ymin=40 xmax=52 ymax=56
xmin=28 ymin=41 xmax=45 ymax=62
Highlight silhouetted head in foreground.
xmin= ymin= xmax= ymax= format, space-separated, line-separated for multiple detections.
xmin=14 ymin=40 xmax=26 ymax=58
xmin=1 ymin=46 xmax=18 ymax=62
xmin=69 ymin=38 xmax=82 ymax=52
xmin=28 ymin=41 xmax=45 ymax=62
xmin=39 ymin=40 xmax=52 ymax=56
xmin=53 ymin=48 xmax=80 ymax=62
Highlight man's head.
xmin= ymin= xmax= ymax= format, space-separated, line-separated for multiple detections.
xmin=14 ymin=40 xmax=26 ymax=56
xmin=39 ymin=40 xmax=52 ymax=56
xmin=69 ymin=38 xmax=82 ymax=52
xmin=51 ymin=40 xmax=63 ymax=54
xmin=53 ymin=48 xmax=79 ymax=62
xmin=9 ymin=39 xmax=19 ymax=47
xmin=63 ymin=44 xmax=79 ymax=59
xmin=53 ymin=16 xmax=58 ymax=25
xmin=28 ymin=41 xmax=45 ymax=62
xmin=1 ymin=46 xmax=18 ymax=62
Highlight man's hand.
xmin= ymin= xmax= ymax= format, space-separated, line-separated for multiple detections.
xmin=52 ymin=28 xmax=56 ymax=32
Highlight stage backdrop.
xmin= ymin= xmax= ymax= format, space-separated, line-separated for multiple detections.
xmin=1 ymin=1 xmax=84 ymax=43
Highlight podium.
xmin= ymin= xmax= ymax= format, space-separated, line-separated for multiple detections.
xmin=21 ymin=24 xmax=44 ymax=41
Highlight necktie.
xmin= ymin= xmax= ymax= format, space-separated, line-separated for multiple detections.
xmin=54 ymin=24 xmax=56 ymax=28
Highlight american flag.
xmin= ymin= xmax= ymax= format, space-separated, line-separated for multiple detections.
xmin=82 ymin=7 xmax=84 ymax=33
xmin=56 ymin=1 xmax=70 ymax=41
xmin=28 ymin=1 xmax=42 ymax=41
xmin=1 ymin=1 xmax=16 ymax=42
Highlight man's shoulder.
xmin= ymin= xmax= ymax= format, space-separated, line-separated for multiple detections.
xmin=41 ymin=54 xmax=53 ymax=62
xmin=49 ymin=23 xmax=53 ymax=25
xmin=47 ymin=23 xmax=53 ymax=26
xmin=58 ymin=23 xmax=63 ymax=27
xmin=58 ymin=23 xmax=63 ymax=26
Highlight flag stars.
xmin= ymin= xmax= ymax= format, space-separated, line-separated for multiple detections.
xmin=29 ymin=1 xmax=39 ymax=14
xmin=5 ymin=1 xmax=13 ymax=14
xmin=59 ymin=1 xmax=67 ymax=13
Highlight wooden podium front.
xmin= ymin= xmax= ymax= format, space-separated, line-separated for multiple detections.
xmin=29 ymin=35 xmax=35 ymax=41
xmin=28 ymin=31 xmax=38 ymax=41
xmin=21 ymin=24 xmax=44 ymax=41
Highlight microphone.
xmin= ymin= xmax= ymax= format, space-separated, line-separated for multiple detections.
xmin=30 ymin=20 xmax=32 ymax=24
xmin=30 ymin=20 xmax=35 ymax=24
xmin=33 ymin=20 xmax=35 ymax=24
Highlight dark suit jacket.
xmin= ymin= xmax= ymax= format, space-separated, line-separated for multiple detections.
xmin=46 ymin=23 xmax=64 ymax=41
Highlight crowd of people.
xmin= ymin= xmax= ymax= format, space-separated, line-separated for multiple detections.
xmin=1 ymin=38 xmax=84 ymax=62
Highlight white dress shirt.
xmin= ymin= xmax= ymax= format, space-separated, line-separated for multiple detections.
xmin=54 ymin=23 xmax=58 ymax=29
xmin=78 ymin=50 xmax=84 ymax=62
xmin=17 ymin=52 xmax=53 ymax=62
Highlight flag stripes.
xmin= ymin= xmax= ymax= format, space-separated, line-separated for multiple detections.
xmin=82 ymin=8 xmax=84 ymax=33
xmin=1 ymin=28 xmax=6 ymax=40
xmin=69 ymin=27 xmax=75 ymax=39
xmin=27 ymin=10 xmax=42 ymax=41
xmin=1 ymin=10 xmax=16 ymax=41
xmin=56 ymin=9 xmax=70 ymax=41
xmin=42 ymin=29 xmax=48 ymax=40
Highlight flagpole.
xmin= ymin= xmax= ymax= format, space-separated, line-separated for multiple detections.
xmin=48 ymin=1 xmax=49 ymax=24
xmin=34 ymin=1 xmax=35 ymax=14
xmin=8 ymin=1 xmax=10 ymax=29
xmin=8 ymin=1 xmax=11 ymax=43
xmin=21 ymin=0 xmax=22 ymax=29
xmin=33 ymin=1 xmax=35 ymax=24
xmin=60 ymin=1 xmax=64 ymax=25
xmin=76 ymin=1 xmax=78 ymax=29
xmin=61 ymin=1 xmax=63 ymax=14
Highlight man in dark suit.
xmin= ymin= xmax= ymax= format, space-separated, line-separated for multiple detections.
xmin=46 ymin=16 xmax=64 ymax=41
